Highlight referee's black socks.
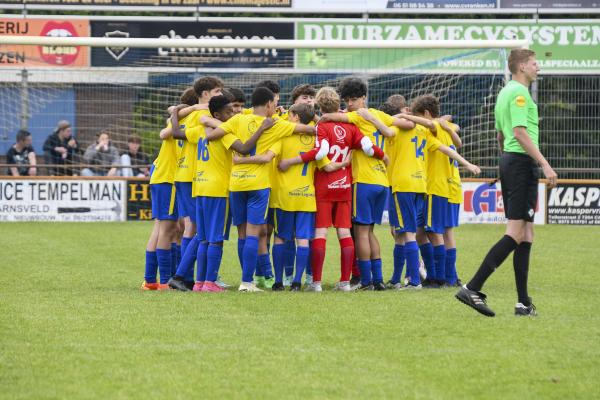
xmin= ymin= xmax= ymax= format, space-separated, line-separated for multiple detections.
xmin=514 ymin=242 xmax=533 ymax=306
xmin=468 ymin=235 xmax=518 ymax=292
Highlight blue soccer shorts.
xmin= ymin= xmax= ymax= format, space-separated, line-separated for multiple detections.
xmin=229 ymin=188 xmax=271 ymax=226
xmin=175 ymin=181 xmax=195 ymax=220
xmin=195 ymin=196 xmax=232 ymax=243
xmin=425 ymin=194 xmax=449 ymax=234
xmin=273 ymin=209 xmax=315 ymax=241
xmin=151 ymin=183 xmax=178 ymax=221
xmin=389 ymin=191 xmax=426 ymax=234
xmin=352 ymin=183 xmax=387 ymax=225
xmin=445 ymin=202 xmax=460 ymax=228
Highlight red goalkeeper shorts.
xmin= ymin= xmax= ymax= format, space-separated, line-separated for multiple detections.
xmin=315 ymin=200 xmax=352 ymax=229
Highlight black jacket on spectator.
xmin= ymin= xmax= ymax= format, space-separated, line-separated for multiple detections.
xmin=6 ymin=145 xmax=34 ymax=176
xmin=43 ymin=133 xmax=79 ymax=175
xmin=125 ymin=150 xmax=150 ymax=176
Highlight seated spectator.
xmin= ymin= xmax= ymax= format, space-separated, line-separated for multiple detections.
xmin=6 ymin=129 xmax=37 ymax=176
xmin=43 ymin=120 xmax=80 ymax=176
xmin=120 ymin=135 xmax=150 ymax=177
xmin=81 ymin=130 xmax=120 ymax=176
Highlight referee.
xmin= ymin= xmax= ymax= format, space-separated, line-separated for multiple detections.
xmin=455 ymin=49 xmax=557 ymax=317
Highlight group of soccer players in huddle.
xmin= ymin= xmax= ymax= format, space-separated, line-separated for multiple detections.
xmin=141 ymin=75 xmax=481 ymax=293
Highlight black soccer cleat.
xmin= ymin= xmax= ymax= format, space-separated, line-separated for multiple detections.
xmin=183 ymin=280 xmax=195 ymax=291
xmin=350 ymin=275 xmax=361 ymax=286
xmin=356 ymin=283 xmax=374 ymax=291
xmin=515 ymin=301 xmax=538 ymax=317
xmin=455 ymin=285 xmax=495 ymax=317
xmin=168 ymin=276 xmax=190 ymax=292
xmin=421 ymin=278 xmax=442 ymax=289
xmin=373 ymin=281 xmax=386 ymax=291
xmin=272 ymin=282 xmax=285 ymax=291
xmin=290 ymin=282 xmax=302 ymax=291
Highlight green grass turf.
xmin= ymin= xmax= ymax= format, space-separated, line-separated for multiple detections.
xmin=1 ymin=222 xmax=599 ymax=399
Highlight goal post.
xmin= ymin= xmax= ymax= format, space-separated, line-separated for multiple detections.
xmin=0 ymin=35 xmax=528 ymax=176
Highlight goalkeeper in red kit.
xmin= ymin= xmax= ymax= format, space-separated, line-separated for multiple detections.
xmin=279 ymin=87 xmax=386 ymax=291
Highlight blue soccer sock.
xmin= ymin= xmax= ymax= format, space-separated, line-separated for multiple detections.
xmin=434 ymin=245 xmax=447 ymax=283
xmin=205 ymin=244 xmax=223 ymax=283
xmin=405 ymin=241 xmax=421 ymax=285
xmin=180 ymin=237 xmax=191 ymax=264
xmin=237 ymin=238 xmax=245 ymax=270
xmin=293 ymin=246 xmax=310 ymax=284
xmin=242 ymin=236 xmax=259 ymax=283
xmin=144 ymin=250 xmax=158 ymax=283
xmin=156 ymin=248 xmax=172 ymax=284
xmin=284 ymin=240 xmax=296 ymax=277
xmin=272 ymin=243 xmax=285 ymax=284
xmin=176 ymin=235 xmax=199 ymax=281
xmin=419 ymin=242 xmax=436 ymax=280
xmin=263 ymin=251 xmax=274 ymax=279
xmin=390 ymin=244 xmax=405 ymax=284
xmin=171 ymin=243 xmax=178 ymax=276
xmin=445 ymin=248 xmax=458 ymax=285
xmin=196 ymin=241 xmax=209 ymax=282
xmin=358 ymin=259 xmax=372 ymax=286
xmin=305 ymin=246 xmax=313 ymax=276
xmin=371 ymin=258 xmax=383 ymax=284
xmin=258 ymin=253 xmax=272 ymax=280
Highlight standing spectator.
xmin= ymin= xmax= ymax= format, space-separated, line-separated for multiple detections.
xmin=6 ymin=129 xmax=37 ymax=176
xmin=120 ymin=135 xmax=150 ymax=177
xmin=43 ymin=120 xmax=80 ymax=176
xmin=81 ymin=130 xmax=120 ymax=176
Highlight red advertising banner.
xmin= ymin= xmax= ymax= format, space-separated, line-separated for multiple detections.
xmin=0 ymin=18 xmax=90 ymax=68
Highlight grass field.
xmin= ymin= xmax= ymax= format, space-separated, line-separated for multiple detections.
xmin=1 ymin=222 xmax=599 ymax=399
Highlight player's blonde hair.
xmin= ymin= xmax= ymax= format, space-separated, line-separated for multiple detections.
xmin=315 ymin=87 xmax=340 ymax=114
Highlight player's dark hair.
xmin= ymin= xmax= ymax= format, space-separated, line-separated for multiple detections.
xmin=289 ymin=104 xmax=315 ymax=125
xmin=251 ymin=87 xmax=275 ymax=107
xmin=193 ymin=76 xmax=224 ymax=97
xmin=16 ymin=129 xmax=31 ymax=142
xmin=411 ymin=95 xmax=440 ymax=118
xmin=338 ymin=77 xmax=367 ymax=100
xmin=386 ymin=94 xmax=406 ymax=111
xmin=508 ymin=49 xmax=536 ymax=74
xmin=290 ymin=84 xmax=316 ymax=103
xmin=256 ymin=79 xmax=280 ymax=94
xmin=209 ymin=95 xmax=231 ymax=117
xmin=180 ymin=87 xmax=198 ymax=106
xmin=379 ymin=102 xmax=399 ymax=117
xmin=224 ymin=87 xmax=245 ymax=104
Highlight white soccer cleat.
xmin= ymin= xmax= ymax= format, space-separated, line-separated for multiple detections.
xmin=399 ymin=283 xmax=423 ymax=291
xmin=304 ymin=274 xmax=313 ymax=286
xmin=238 ymin=282 xmax=264 ymax=292
xmin=388 ymin=282 xmax=404 ymax=290
xmin=283 ymin=275 xmax=292 ymax=287
xmin=305 ymin=282 xmax=322 ymax=292
xmin=333 ymin=281 xmax=352 ymax=292
xmin=216 ymin=276 xmax=231 ymax=289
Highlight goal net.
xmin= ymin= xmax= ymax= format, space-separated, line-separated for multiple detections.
xmin=0 ymin=36 xmax=522 ymax=177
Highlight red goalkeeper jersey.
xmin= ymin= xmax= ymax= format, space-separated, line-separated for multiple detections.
xmin=302 ymin=121 xmax=381 ymax=202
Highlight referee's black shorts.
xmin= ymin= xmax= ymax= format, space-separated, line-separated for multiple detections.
xmin=499 ymin=152 xmax=539 ymax=222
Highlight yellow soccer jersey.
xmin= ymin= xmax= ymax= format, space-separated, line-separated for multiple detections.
xmin=388 ymin=125 xmax=442 ymax=194
xmin=426 ymin=121 xmax=454 ymax=199
xmin=174 ymin=110 xmax=210 ymax=183
xmin=150 ymin=135 xmax=178 ymax=185
xmin=446 ymin=122 xmax=462 ymax=204
xmin=219 ymin=114 xmax=296 ymax=192
xmin=271 ymin=134 xmax=317 ymax=212
xmin=347 ymin=109 xmax=393 ymax=186
xmin=193 ymin=125 xmax=233 ymax=198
